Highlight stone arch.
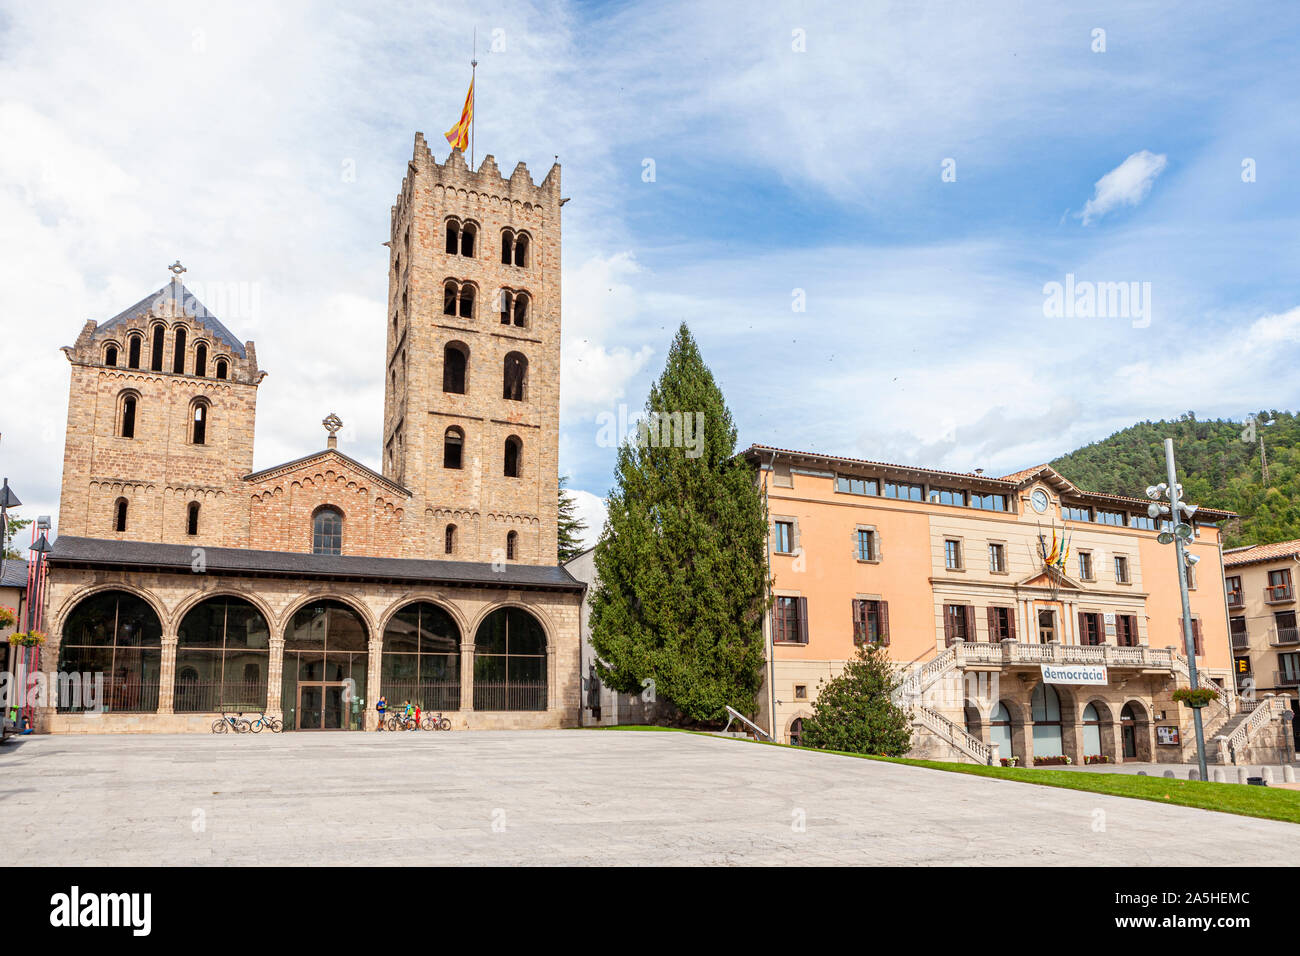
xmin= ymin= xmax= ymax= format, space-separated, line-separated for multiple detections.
xmin=1120 ymin=698 xmax=1154 ymax=762
xmin=376 ymin=594 xmax=470 ymax=641
xmin=50 ymin=581 xmax=171 ymax=643
xmin=467 ymin=599 xmax=558 ymax=647
xmin=1081 ymin=697 xmax=1116 ymax=763
xmin=279 ymin=591 xmax=377 ymax=639
xmin=786 ymin=712 xmax=811 ymax=745
xmin=168 ymin=587 xmax=280 ymax=637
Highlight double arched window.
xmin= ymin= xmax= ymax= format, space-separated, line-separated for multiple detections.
xmin=503 ymin=352 xmax=527 ymax=401
xmin=312 ymin=506 xmax=343 ymax=555
xmin=443 ymin=426 xmax=464 ymax=470
xmin=445 ymin=218 xmax=478 ymax=257
xmin=504 ymin=436 xmax=522 ymax=478
xmin=443 ymin=342 xmax=468 ymax=394
xmin=443 ymin=280 xmax=475 ymax=319
xmin=499 ymin=289 xmax=529 ymax=328
xmin=501 ymin=228 xmax=529 ymax=268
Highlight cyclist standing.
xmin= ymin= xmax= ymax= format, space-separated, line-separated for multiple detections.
xmin=375 ymin=694 xmax=387 ymax=731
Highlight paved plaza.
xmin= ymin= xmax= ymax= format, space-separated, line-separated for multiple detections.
xmin=2 ymin=730 xmax=1297 ymax=866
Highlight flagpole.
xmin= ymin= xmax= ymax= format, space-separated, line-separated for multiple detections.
xmin=470 ymin=28 xmax=477 ymax=170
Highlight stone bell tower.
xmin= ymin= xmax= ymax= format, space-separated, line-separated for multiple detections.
xmin=382 ymin=134 xmax=562 ymax=566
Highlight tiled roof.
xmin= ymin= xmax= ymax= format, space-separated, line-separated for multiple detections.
xmin=1223 ymin=539 xmax=1300 ymax=568
xmin=49 ymin=536 xmax=584 ymax=592
xmin=746 ymin=444 xmax=1238 ymax=520
xmin=99 ymin=280 xmax=247 ymax=359
xmin=0 ymin=559 xmax=28 ymax=589
xmin=244 ymin=449 xmax=410 ymax=497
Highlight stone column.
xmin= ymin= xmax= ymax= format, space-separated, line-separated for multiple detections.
xmin=157 ymin=634 xmax=178 ymax=715
xmin=460 ymin=641 xmax=475 ymax=714
xmin=547 ymin=641 xmax=557 ymax=720
xmin=365 ymin=635 xmax=382 ymax=731
xmin=36 ymin=634 xmax=61 ymax=732
xmin=266 ymin=636 xmax=285 ymax=721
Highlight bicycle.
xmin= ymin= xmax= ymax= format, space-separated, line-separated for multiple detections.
xmin=387 ymin=712 xmax=419 ymax=731
xmin=247 ymin=712 xmax=283 ymax=733
xmin=211 ymin=712 xmax=251 ymax=734
xmin=421 ymin=711 xmax=452 ymax=731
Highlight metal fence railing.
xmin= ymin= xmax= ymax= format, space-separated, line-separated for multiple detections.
xmin=56 ymin=676 xmax=161 ymax=714
xmin=379 ymin=681 xmax=460 ymax=712
xmin=173 ymin=680 xmax=267 ymax=713
xmin=473 ymin=681 xmax=547 ymax=712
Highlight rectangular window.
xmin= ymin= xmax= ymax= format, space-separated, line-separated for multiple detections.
xmin=1096 ymin=509 xmax=1126 ymax=526
xmin=1078 ymin=551 xmax=1094 ymax=581
xmin=1115 ymin=614 xmax=1138 ymax=647
xmin=930 ymin=487 xmax=966 ymax=507
xmin=773 ymin=596 xmax=807 ymax=644
xmin=943 ymin=604 xmax=971 ymax=644
xmin=1063 ymin=504 xmax=1092 ymax=522
xmin=987 ymin=606 xmax=1013 ymax=642
xmin=1079 ymin=611 xmax=1103 ymax=646
xmin=855 ymin=529 xmax=876 ymax=562
xmin=883 ymin=480 xmax=924 ymax=501
xmin=970 ymin=492 xmax=1008 ymax=511
xmin=1114 ymin=555 xmax=1130 ymax=584
xmin=1226 ymin=575 xmax=1243 ymax=607
xmin=794 ymin=684 xmax=807 ymax=699
xmin=774 ymin=521 xmax=794 ymax=554
xmin=1129 ymin=513 xmax=1155 ymax=530
xmin=988 ymin=542 xmax=1006 ymax=573
xmin=944 ymin=539 xmax=963 ymax=570
xmin=852 ymin=599 xmax=888 ymax=646
xmin=1279 ymin=651 xmax=1300 ymax=685
xmin=1267 ymin=568 xmax=1294 ymax=602
xmin=1274 ymin=610 xmax=1298 ymax=646
xmin=1230 ymin=616 xmax=1248 ymax=650
xmin=835 ymin=475 xmax=878 ymax=496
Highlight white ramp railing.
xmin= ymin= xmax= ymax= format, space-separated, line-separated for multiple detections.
xmin=722 ymin=705 xmax=773 ymax=742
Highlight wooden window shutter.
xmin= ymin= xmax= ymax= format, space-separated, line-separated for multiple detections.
xmin=1193 ymin=619 xmax=1203 ymax=656
xmin=1078 ymin=611 xmax=1088 ymax=645
xmin=964 ymin=604 xmax=975 ymax=640
xmin=880 ymin=601 xmax=890 ymax=645
xmin=986 ymin=606 xmax=998 ymax=643
xmin=1006 ymin=607 xmax=1016 ymax=642
xmin=851 ymin=599 xmax=863 ymax=644
xmin=797 ymin=597 xmax=809 ymax=644
xmin=943 ymin=606 xmax=954 ymax=645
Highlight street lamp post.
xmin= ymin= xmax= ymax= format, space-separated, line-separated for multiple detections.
xmin=1146 ymin=438 xmax=1209 ymax=782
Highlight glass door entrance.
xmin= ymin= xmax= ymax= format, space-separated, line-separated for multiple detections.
xmin=296 ymin=682 xmax=349 ymax=730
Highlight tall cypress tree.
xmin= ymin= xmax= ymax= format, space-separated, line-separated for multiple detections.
xmin=556 ymin=475 xmax=588 ymax=563
xmin=589 ymin=323 xmax=769 ymax=723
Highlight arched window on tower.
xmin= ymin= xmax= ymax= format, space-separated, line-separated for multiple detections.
xmin=442 ymin=280 xmax=475 ymax=320
xmin=172 ymin=326 xmax=187 ymax=373
xmin=443 ymin=342 xmax=468 ymax=394
xmin=443 ymin=426 xmax=464 ymax=469
xmin=194 ymin=342 xmax=207 ymax=377
xmin=114 ymin=497 xmax=129 ymax=533
xmin=445 ymin=524 xmax=456 ymax=555
xmin=503 ymin=352 xmax=527 ymax=401
xmin=186 ymin=501 xmax=200 ymax=537
xmin=104 ymin=344 xmax=118 ymax=367
xmin=499 ymin=290 xmax=529 ymax=328
xmin=190 ymin=400 xmax=209 ymax=445
xmin=513 ymin=233 xmax=529 ymax=268
xmin=118 ymin=392 xmax=138 ymax=439
xmin=504 ymin=436 xmax=521 ymax=478
xmin=215 ymin=358 xmax=228 ymax=380
xmin=128 ymin=335 xmax=142 ymax=369
xmin=506 ymin=530 xmax=518 ymax=560
xmin=312 ymin=506 xmax=343 ymax=555
xmin=501 ymin=229 xmax=529 ymax=268
xmin=151 ymin=324 xmax=165 ymax=371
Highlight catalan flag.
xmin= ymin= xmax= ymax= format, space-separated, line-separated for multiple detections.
xmin=444 ymin=78 xmax=474 ymax=152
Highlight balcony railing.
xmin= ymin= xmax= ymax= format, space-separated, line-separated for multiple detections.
xmin=1227 ymin=591 xmax=1244 ymax=609
xmin=1266 ymin=584 xmax=1295 ymax=603
xmin=1269 ymin=627 xmax=1300 ymax=647
xmin=1273 ymin=670 xmax=1300 ymax=687
xmin=56 ymin=675 xmax=161 ymax=714
xmin=1231 ymin=630 xmax=1250 ymax=650
xmin=472 ymin=680 xmax=547 ymax=712
xmin=952 ymin=640 xmax=1174 ymax=670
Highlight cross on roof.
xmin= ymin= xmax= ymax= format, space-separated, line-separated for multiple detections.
xmin=169 ymin=260 xmax=186 ymax=277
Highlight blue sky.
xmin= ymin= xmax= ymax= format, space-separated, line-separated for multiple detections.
xmin=2 ymin=0 xmax=1298 ymax=548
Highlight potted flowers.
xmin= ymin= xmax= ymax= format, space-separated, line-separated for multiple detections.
xmin=1084 ymin=754 xmax=1111 ymax=765
xmin=1172 ymin=688 xmax=1218 ymax=709
xmin=8 ymin=630 xmax=46 ymax=647
xmin=0 ymin=606 xmax=15 ymax=630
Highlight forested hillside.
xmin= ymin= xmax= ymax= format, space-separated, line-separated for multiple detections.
xmin=1049 ymin=411 xmax=1300 ymax=549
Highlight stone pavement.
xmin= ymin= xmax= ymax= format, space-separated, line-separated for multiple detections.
xmin=2 ymin=730 xmax=1296 ymax=866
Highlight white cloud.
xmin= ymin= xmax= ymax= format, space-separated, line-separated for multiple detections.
xmin=1079 ymin=150 xmax=1169 ymax=225
xmin=567 ymin=488 xmax=608 ymax=552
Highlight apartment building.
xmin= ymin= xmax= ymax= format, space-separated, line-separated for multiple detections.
xmin=1223 ymin=541 xmax=1300 ymax=738
xmin=744 ymin=444 xmax=1282 ymax=766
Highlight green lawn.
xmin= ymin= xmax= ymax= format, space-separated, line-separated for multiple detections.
xmin=582 ymin=725 xmax=1300 ymax=825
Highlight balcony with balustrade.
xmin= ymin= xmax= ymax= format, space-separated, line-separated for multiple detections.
xmin=1268 ymin=626 xmax=1300 ymax=647
xmin=950 ymin=639 xmax=1176 ymax=674
xmin=1265 ymin=583 xmax=1295 ymax=605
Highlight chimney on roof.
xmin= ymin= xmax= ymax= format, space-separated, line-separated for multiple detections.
xmin=974 ymin=468 xmax=984 ymax=475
